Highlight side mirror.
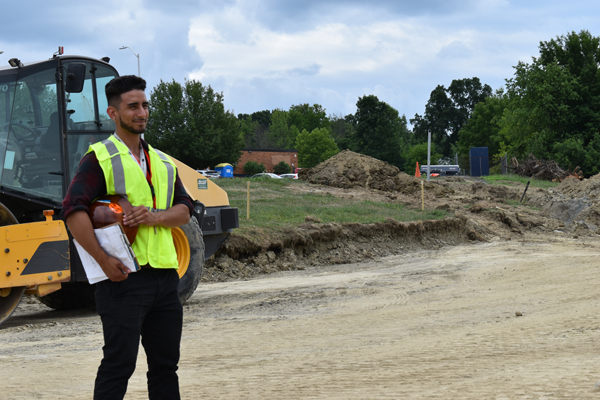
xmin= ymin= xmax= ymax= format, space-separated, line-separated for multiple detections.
xmin=64 ymin=63 xmax=86 ymax=93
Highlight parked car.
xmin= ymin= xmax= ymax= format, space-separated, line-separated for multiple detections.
xmin=419 ymin=165 xmax=459 ymax=176
xmin=251 ymin=173 xmax=283 ymax=179
xmin=197 ymin=169 xmax=220 ymax=179
xmin=279 ymin=173 xmax=298 ymax=179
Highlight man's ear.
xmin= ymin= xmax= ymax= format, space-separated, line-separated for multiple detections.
xmin=107 ymin=106 xmax=118 ymax=121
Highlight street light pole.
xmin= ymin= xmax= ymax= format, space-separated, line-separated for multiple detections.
xmin=119 ymin=46 xmax=140 ymax=77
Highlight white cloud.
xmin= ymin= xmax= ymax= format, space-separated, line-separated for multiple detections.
xmin=189 ymin=13 xmax=443 ymax=81
xmin=437 ymin=40 xmax=472 ymax=59
xmin=188 ymin=9 xmax=516 ymax=115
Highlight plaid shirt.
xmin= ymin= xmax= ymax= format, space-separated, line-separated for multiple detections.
xmin=62 ymin=139 xmax=193 ymax=220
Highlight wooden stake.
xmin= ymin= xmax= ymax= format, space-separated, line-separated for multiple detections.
xmin=247 ymin=181 xmax=250 ymax=219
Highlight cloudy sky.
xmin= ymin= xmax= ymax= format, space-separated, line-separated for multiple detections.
xmin=2 ymin=0 xmax=598 ymax=122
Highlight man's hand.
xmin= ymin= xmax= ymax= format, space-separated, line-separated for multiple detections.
xmin=100 ymin=255 xmax=131 ymax=282
xmin=66 ymin=211 xmax=132 ymax=282
xmin=123 ymin=205 xmax=158 ymax=227
xmin=123 ymin=204 xmax=190 ymax=228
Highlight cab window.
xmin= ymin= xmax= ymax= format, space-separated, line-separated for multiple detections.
xmin=64 ymin=62 xmax=116 ymax=133
xmin=65 ymin=63 xmax=117 ymax=181
xmin=0 ymin=68 xmax=61 ymax=202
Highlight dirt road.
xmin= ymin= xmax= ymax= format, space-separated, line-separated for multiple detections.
xmin=3 ymin=234 xmax=600 ymax=399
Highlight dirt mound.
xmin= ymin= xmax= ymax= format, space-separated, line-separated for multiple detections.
xmin=555 ymin=175 xmax=600 ymax=199
xmin=537 ymin=175 xmax=600 ymax=232
xmin=299 ymin=150 xmax=451 ymax=196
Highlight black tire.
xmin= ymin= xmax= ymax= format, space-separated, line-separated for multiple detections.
xmin=177 ymin=215 xmax=205 ymax=304
xmin=0 ymin=286 xmax=25 ymax=325
xmin=37 ymin=282 xmax=96 ymax=310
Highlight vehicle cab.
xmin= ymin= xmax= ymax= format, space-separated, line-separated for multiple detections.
xmin=0 ymin=55 xmax=118 ymax=220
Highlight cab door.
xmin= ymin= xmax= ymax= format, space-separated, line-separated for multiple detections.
xmin=61 ymin=60 xmax=118 ymax=184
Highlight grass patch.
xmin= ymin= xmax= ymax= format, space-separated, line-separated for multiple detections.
xmin=482 ymin=174 xmax=560 ymax=189
xmin=216 ymin=178 xmax=448 ymax=235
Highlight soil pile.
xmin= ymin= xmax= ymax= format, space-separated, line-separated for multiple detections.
xmin=537 ymin=174 xmax=600 ymax=232
xmin=554 ymin=174 xmax=600 ymax=199
xmin=299 ymin=150 xmax=451 ymax=196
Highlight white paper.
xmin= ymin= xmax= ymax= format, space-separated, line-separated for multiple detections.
xmin=74 ymin=224 xmax=139 ymax=284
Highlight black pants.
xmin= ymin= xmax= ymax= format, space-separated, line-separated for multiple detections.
xmin=94 ymin=268 xmax=182 ymax=400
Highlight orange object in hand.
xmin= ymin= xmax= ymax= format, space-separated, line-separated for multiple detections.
xmin=89 ymin=195 xmax=138 ymax=244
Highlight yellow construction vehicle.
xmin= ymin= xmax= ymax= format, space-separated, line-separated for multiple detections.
xmin=0 ymin=52 xmax=238 ymax=325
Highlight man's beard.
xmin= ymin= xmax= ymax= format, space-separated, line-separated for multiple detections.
xmin=119 ymin=116 xmax=146 ymax=134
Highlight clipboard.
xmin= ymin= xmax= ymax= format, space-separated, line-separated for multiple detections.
xmin=74 ymin=222 xmax=140 ymax=284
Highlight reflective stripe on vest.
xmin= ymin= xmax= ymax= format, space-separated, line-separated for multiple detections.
xmin=100 ymin=138 xmax=127 ymax=197
xmin=154 ymin=149 xmax=175 ymax=210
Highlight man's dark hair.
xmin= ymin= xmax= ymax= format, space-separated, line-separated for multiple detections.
xmin=105 ymin=75 xmax=147 ymax=108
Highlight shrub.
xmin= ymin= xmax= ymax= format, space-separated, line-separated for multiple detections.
xmin=243 ymin=161 xmax=265 ymax=176
xmin=489 ymin=164 xmax=501 ymax=175
xmin=273 ymin=161 xmax=292 ymax=175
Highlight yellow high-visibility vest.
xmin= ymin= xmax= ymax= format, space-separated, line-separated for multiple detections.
xmin=88 ymin=135 xmax=179 ymax=269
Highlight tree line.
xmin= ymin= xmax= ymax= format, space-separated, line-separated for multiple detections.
xmin=145 ymin=30 xmax=600 ymax=176
xmin=459 ymin=30 xmax=600 ymax=176
xmin=145 ymin=81 xmax=416 ymax=170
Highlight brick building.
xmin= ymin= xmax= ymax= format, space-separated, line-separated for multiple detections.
xmin=235 ymin=148 xmax=298 ymax=175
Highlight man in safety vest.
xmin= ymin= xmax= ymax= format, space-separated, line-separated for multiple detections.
xmin=63 ymin=75 xmax=193 ymax=400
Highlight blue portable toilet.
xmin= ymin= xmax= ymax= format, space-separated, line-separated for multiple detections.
xmin=215 ymin=163 xmax=234 ymax=178
xmin=469 ymin=147 xmax=489 ymax=177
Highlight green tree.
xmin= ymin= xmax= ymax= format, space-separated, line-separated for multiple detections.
xmin=238 ymin=114 xmax=259 ymax=148
xmin=251 ymin=110 xmax=272 ymax=128
xmin=351 ymin=95 xmax=408 ymax=168
xmin=239 ymin=110 xmax=282 ymax=148
xmin=295 ymin=127 xmax=339 ymax=168
xmin=411 ymin=78 xmax=492 ymax=157
xmin=268 ymin=109 xmax=300 ymax=149
xmin=273 ymin=161 xmax=292 ymax=174
xmin=146 ymin=79 xmax=244 ymax=169
xmin=500 ymin=57 xmax=580 ymax=159
xmin=403 ymin=143 xmax=442 ymax=173
xmin=330 ymin=113 xmax=355 ymax=150
xmin=243 ymin=160 xmax=265 ymax=175
xmin=498 ymin=30 xmax=600 ymax=174
xmin=289 ymin=104 xmax=330 ymax=133
xmin=457 ymin=89 xmax=507 ymax=158
xmin=146 ymin=79 xmax=186 ymax=151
